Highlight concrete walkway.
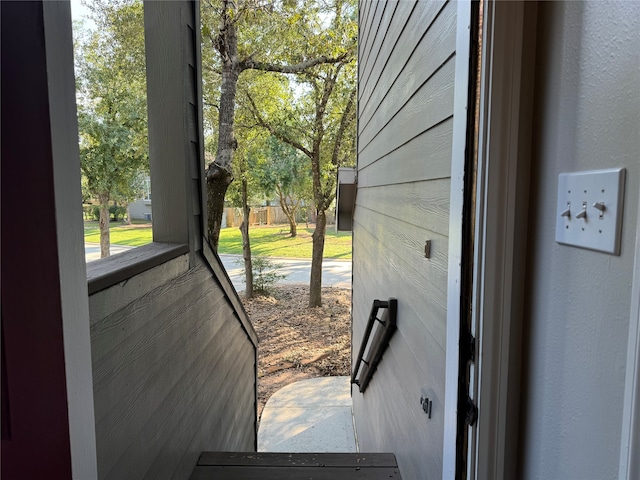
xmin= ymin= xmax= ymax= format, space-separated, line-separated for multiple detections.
xmin=258 ymin=376 xmax=358 ymax=453
xmin=218 ymin=254 xmax=351 ymax=292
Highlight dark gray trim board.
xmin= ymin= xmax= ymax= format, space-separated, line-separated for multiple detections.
xmin=87 ymin=242 xmax=189 ymax=294
xmin=201 ymin=239 xmax=258 ymax=347
xmin=192 ymin=453 xmax=401 ymax=480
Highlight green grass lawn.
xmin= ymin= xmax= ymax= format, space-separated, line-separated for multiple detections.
xmin=218 ymin=225 xmax=352 ymax=259
xmin=84 ymin=222 xmax=352 ymax=259
xmin=83 ymin=220 xmax=154 ymax=246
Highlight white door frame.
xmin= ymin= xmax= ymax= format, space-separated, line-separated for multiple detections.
xmin=448 ymin=3 xmax=640 ymax=478
xmin=442 ymin=0 xmax=473 ymax=476
xmin=619 ymin=203 xmax=640 ymax=479
xmin=461 ymin=2 xmax=537 ymax=479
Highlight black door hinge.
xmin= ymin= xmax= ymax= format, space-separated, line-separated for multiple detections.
xmin=466 ymin=396 xmax=478 ymax=426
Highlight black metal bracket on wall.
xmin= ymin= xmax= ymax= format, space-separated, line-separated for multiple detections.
xmin=351 ymin=298 xmax=398 ymax=393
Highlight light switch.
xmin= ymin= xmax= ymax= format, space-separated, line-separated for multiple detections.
xmin=555 ymin=168 xmax=626 ymax=255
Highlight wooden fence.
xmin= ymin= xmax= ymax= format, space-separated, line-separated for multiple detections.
xmin=224 ymin=206 xmax=334 ymax=228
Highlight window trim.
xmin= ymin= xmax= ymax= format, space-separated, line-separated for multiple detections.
xmin=87 ymin=242 xmax=189 ymax=295
xmin=143 ymin=176 xmax=151 ymax=202
xmin=85 ymin=1 xmax=202 ymax=292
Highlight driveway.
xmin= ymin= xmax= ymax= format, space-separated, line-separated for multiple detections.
xmin=85 ymin=245 xmax=351 ymax=291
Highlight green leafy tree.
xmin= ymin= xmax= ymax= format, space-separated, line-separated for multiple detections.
xmin=221 ymin=70 xmax=273 ymax=298
xmin=232 ymin=129 xmax=270 ymax=299
xmin=246 ymin=0 xmax=357 ymax=306
xmin=200 ymin=0 xmax=355 ymax=250
xmin=256 ymin=136 xmax=312 ymax=237
xmin=249 ymin=66 xmax=356 ymax=306
xmin=75 ymin=0 xmax=148 ymax=258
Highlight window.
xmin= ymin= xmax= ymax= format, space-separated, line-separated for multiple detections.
xmin=72 ymin=0 xmax=153 ymax=263
xmin=78 ymin=1 xmax=206 ymax=292
xmin=143 ymin=176 xmax=151 ymax=202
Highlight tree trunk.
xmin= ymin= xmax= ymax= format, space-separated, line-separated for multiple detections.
xmin=289 ymin=218 xmax=297 ymax=237
xmin=277 ymin=189 xmax=298 ymax=237
xmin=283 ymin=204 xmax=298 ymax=237
xmin=205 ymin=2 xmax=240 ymax=251
xmin=124 ymin=203 xmax=131 ymax=225
xmin=308 ymin=130 xmax=326 ymax=306
xmin=98 ymin=194 xmax=110 ymax=258
xmin=309 ymin=209 xmax=327 ymax=307
xmin=240 ymin=175 xmax=253 ymax=298
xmin=206 ymin=164 xmax=233 ymax=249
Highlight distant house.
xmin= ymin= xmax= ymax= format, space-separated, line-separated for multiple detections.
xmin=2 ymin=1 xmax=639 ymax=480
xmin=128 ymin=176 xmax=153 ymax=221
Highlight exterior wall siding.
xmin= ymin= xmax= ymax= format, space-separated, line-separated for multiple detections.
xmin=89 ymin=3 xmax=259 ymax=478
xmin=352 ymin=1 xmax=456 ymax=478
xmin=89 ymin=255 xmax=256 ymax=480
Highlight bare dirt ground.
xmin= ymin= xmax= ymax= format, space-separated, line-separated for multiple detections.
xmin=242 ymin=284 xmax=351 ymax=419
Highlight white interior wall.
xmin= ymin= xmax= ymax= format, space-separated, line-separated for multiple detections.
xmin=519 ymin=2 xmax=640 ymax=479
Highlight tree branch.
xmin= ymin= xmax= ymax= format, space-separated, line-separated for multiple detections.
xmin=238 ymin=50 xmax=353 ymax=74
xmin=311 ymin=68 xmax=340 ymax=154
xmin=331 ymin=86 xmax=356 ymax=167
xmin=245 ymin=92 xmax=313 ymax=158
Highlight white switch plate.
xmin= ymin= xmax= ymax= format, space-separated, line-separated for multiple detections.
xmin=555 ymin=168 xmax=626 ymax=254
